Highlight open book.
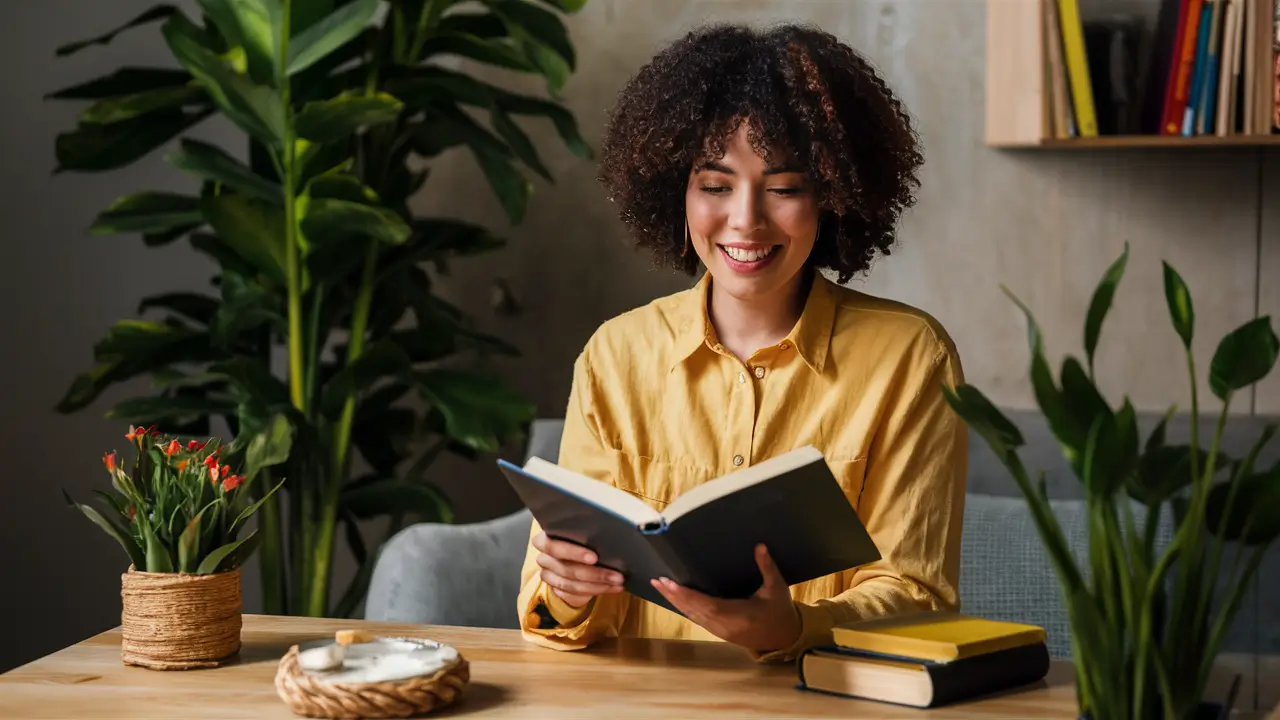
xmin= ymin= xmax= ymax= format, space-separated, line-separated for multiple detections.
xmin=497 ymin=446 xmax=881 ymax=616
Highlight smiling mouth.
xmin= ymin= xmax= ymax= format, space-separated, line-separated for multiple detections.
xmin=718 ymin=244 xmax=780 ymax=263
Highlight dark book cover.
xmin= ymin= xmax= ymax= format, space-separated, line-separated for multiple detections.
xmin=498 ymin=447 xmax=882 ymax=616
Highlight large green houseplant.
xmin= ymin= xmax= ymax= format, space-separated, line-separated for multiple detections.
xmin=943 ymin=244 xmax=1280 ymax=719
xmin=49 ymin=0 xmax=592 ymax=618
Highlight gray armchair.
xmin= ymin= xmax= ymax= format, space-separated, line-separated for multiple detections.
xmin=365 ymin=413 xmax=1279 ymax=663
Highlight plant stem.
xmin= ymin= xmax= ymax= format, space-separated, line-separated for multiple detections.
xmin=257 ymin=469 xmax=285 ymax=613
xmin=306 ymin=241 xmax=380 ymax=616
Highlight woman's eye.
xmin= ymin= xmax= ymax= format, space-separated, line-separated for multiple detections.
xmin=769 ymin=187 xmax=802 ymax=196
xmin=699 ymin=185 xmax=729 ymax=194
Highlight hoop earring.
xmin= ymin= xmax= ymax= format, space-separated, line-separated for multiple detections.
xmin=682 ymin=220 xmax=691 ymax=258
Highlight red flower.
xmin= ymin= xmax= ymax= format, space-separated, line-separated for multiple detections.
xmin=164 ymin=440 xmax=180 ymax=456
xmin=176 ymin=459 xmax=189 ymax=472
xmin=103 ymin=452 xmax=116 ymax=472
xmin=186 ymin=440 xmax=207 ymax=452
xmin=209 ymin=464 xmax=222 ymax=484
xmin=203 ymin=453 xmax=219 ymax=469
xmin=125 ymin=426 xmax=141 ymax=442
xmin=221 ymin=474 xmax=243 ymax=492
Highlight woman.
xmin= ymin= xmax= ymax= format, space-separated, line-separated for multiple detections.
xmin=516 ymin=22 xmax=967 ymax=662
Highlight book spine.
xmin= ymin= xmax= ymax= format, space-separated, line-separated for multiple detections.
xmin=1168 ymin=0 xmax=1207 ymax=133
xmin=1057 ymin=0 xmax=1099 ymax=136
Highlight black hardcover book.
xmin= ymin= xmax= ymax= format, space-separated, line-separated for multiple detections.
xmin=497 ymin=446 xmax=882 ymax=616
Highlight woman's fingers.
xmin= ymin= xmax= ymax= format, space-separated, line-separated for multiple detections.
xmin=536 ymin=551 xmax=624 ymax=588
xmin=534 ymin=532 xmax=599 ymax=565
xmin=540 ymin=568 xmax=624 ymax=598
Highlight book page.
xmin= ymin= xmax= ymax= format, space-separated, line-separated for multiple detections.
xmin=522 ymin=457 xmax=663 ymax=527
xmin=662 ymin=446 xmax=824 ymax=523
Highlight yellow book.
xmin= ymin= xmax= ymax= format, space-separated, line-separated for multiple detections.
xmin=1055 ymin=0 xmax=1098 ymax=136
xmin=830 ymin=612 xmax=1046 ymax=663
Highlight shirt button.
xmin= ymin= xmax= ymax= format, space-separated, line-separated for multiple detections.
xmin=738 ymin=372 xmax=746 ymax=384
xmin=754 ymin=367 xmax=765 ymax=379
xmin=732 ymin=454 xmax=744 ymax=466
xmin=779 ymin=342 xmax=790 ymax=350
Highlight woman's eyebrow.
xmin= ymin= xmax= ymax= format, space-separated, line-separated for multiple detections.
xmin=693 ymin=161 xmax=801 ymax=174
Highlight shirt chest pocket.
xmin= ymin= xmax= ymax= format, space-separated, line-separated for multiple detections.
xmin=603 ymin=447 xmax=717 ymax=513
xmin=826 ymin=457 xmax=869 ymax=514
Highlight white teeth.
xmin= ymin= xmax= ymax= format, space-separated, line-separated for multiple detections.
xmin=722 ymin=245 xmax=776 ymax=263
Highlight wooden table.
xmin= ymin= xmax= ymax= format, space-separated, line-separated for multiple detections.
xmin=0 ymin=613 xmax=1100 ymax=718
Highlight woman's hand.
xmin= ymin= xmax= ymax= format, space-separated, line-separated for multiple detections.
xmin=650 ymin=544 xmax=801 ymax=654
xmin=533 ymin=531 xmax=625 ymax=608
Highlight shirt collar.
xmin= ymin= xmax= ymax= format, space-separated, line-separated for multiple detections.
xmin=667 ymin=269 xmax=838 ymax=374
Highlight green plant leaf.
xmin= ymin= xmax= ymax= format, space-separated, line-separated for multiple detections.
xmin=435 ymin=11 xmax=507 ymax=39
xmin=940 ymin=384 xmax=1025 ymax=458
xmin=80 ymin=85 xmax=207 ymax=125
xmin=56 ymin=5 xmax=178 ymax=56
xmin=489 ymin=0 xmax=575 ymax=70
xmin=322 ymin=340 xmax=413 ymax=415
xmin=1131 ymin=444 xmax=1202 ymax=505
xmin=196 ymin=528 xmax=260 ymax=573
xmin=1208 ymin=316 xmax=1280 ymax=400
xmin=1060 ymin=357 xmax=1111 ymax=441
xmin=177 ymin=507 xmax=207 ymax=573
xmin=229 ymin=477 xmax=286 ymax=534
xmin=1083 ymin=242 xmax=1128 ymax=374
xmin=209 ymin=269 xmax=286 ymax=346
xmin=1163 ymin=261 xmax=1195 ymax=350
xmin=138 ymin=292 xmax=220 ymax=326
xmin=287 ymin=0 xmax=379 ymax=75
xmin=200 ymin=194 xmax=290 ymax=288
xmin=418 ymin=32 xmax=537 ymax=74
xmin=378 ymin=219 xmax=506 ymax=280
xmin=107 ymin=394 xmax=238 ymax=423
xmin=62 ymin=490 xmax=146 ymax=569
xmin=1206 ymin=464 xmax=1280 ymax=545
xmin=166 ymin=138 xmax=282 ymax=203
xmin=162 ymin=12 xmax=284 ymax=144
xmin=198 ymin=0 xmax=278 ymax=86
xmin=415 ymin=369 xmax=536 ymax=451
xmin=410 ymin=104 xmax=512 ymax=158
xmin=144 ymin=522 xmax=174 ymax=572
xmin=1082 ymin=399 xmax=1137 ymax=498
xmin=340 ymin=478 xmax=453 ymax=522
xmin=491 ymin=106 xmax=551 ymax=180
xmin=534 ymin=0 xmax=588 ymax=12
xmin=47 ymin=68 xmax=194 ymax=100
xmin=1003 ymin=287 xmax=1080 ymax=467
xmin=211 ymin=358 xmax=291 ymax=407
xmin=242 ymin=413 xmax=294 ymax=481
xmin=295 ymin=91 xmax=404 ymax=142
xmin=54 ymin=109 xmax=210 ymax=173
xmin=301 ymin=198 xmax=412 ymax=246
xmin=88 ymin=193 xmax=203 ymax=235
xmin=472 ymin=142 xmax=531 ymax=224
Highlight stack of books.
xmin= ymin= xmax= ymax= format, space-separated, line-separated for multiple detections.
xmin=796 ymin=612 xmax=1052 ymax=708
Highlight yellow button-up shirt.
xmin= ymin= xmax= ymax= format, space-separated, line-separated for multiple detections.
xmin=517 ymin=270 xmax=968 ymax=661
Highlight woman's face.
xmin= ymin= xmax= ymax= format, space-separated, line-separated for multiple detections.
xmin=685 ymin=123 xmax=819 ymax=302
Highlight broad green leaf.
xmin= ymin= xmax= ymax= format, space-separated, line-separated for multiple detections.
xmin=144 ymin=523 xmax=174 ymax=572
xmin=56 ymin=321 xmax=217 ymax=413
xmin=88 ymin=193 xmax=202 ymax=235
xmin=210 ymin=358 xmax=291 ymax=407
xmin=287 ymin=0 xmax=379 ymax=75
xmin=1082 ymin=400 xmax=1137 ymax=498
xmin=177 ymin=508 xmax=207 ymax=573
xmin=415 ymin=369 xmax=535 ymax=451
xmin=1206 ymin=464 xmax=1280 ymax=545
xmin=46 ymin=68 xmax=193 ymax=100
xmin=63 ymin=490 xmax=146 ymax=570
xmin=144 ymin=223 xmax=202 ymax=247
xmin=489 ymin=0 xmax=575 ymax=70
xmin=435 ymin=12 xmax=507 ymax=39
xmin=941 ymin=384 xmax=1025 ymax=458
xmin=166 ymin=138 xmax=282 ymax=202
xmin=378 ymin=219 xmax=506 ymax=280
xmin=196 ymin=528 xmax=260 ymax=573
xmin=1208 ymin=316 xmax=1279 ymax=400
xmin=229 ymin=477 xmax=286 ymax=534
xmin=391 ymin=67 xmax=592 ymax=158
xmin=491 ymin=106 xmax=551 ymax=180
xmin=301 ymin=198 xmax=411 ymax=246
xmin=307 ymin=172 xmax=380 ymax=204
xmin=209 ymin=269 xmax=286 ymax=346
xmin=292 ymin=0 xmax=335 ymax=33
xmin=1083 ymin=242 xmax=1128 ymax=373
xmin=138 ymin=292 xmax=220 ymax=326
xmin=162 ymin=12 xmax=285 ymax=144
xmin=1130 ymin=445 xmax=1199 ymax=505
xmin=54 ymin=110 xmax=209 ymax=173
xmin=56 ymin=5 xmax=178 ymax=56
xmin=198 ymin=0 xmax=277 ymax=86
xmin=1163 ymin=261 xmax=1195 ymax=350
xmin=1060 ymin=356 xmax=1111 ymax=443
xmin=411 ymin=105 xmax=512 ymax=158
xmin=1003 ymin=287 xmax=1079 ymax=465
xmin=81 ymin=86 xmax=207 ymax=125
xmin=516 ymin=39 xmax=569 ymax=95
xmin=535 ymin=0 xmax=588 ymax=11
xmin=92 ymin=319 xmax=201 ymax=360
xmin=107 ymin=394 xmax=238 ymax=423
xmin=472 ymin=143 xmax=531 ymax=225
xmin=295 ymin=91 xmax=404 ymax=142
xmin=200 ymin=194 xmax=289 ymax=287
xmin=242 ymin=413 xmax=294 ymax=481
xmin=418 ymin=33 xmax=537 ymax=74
xmin=340 ymin=479 xmax=453 ymax=522
xmin=322 ymin=340 xmax=413 ymax=415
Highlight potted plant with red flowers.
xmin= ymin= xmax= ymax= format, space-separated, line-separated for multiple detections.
xmin=64 ymin=415 xmax=291 ymax=670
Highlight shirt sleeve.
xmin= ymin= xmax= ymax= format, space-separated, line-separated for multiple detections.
xmin=752 ymin=341 xmax=968 ymax=662
xmin=516 ymin=348 xmax=632 ymax=650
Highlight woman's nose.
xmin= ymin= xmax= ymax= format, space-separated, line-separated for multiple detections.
xmin=727 ymin=187 xmax=765 ymax=233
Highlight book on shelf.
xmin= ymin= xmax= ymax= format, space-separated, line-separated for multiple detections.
xmin=497 ymin=446 xmax=881 ymax=616
xmin=1044 ymin=0 xmax=1279 ymax=138
xmin=797 ymin=612 xmax=1051 ymax=708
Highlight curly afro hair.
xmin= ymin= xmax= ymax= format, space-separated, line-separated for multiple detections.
xmin=597 ymin=22 xmax=923 ymax=284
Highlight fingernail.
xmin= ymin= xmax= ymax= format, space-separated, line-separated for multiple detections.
xmin=583 ymin=552 xmax=597 ymax=564
xmin=610 ymin=573 xmax=624 ymax=584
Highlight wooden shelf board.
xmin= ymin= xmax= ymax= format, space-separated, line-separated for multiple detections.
xmin=992 ymin=134 xmax=1280 ymax=149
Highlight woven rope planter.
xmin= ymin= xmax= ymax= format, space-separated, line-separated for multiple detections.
xmin=274 ymin=644 xmax=470 ymax=719
xmin=120 ymin=565 xmax=242 ymax=670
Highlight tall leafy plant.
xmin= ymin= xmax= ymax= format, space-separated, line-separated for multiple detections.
xmin=943 ymin=244 xmax=1280 ymax=719
xmin=49 ymin=0 xmax=592 ymax=617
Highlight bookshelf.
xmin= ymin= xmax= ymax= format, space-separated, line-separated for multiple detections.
xmin=986 ymin=0 xmax=1280 ymax=148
